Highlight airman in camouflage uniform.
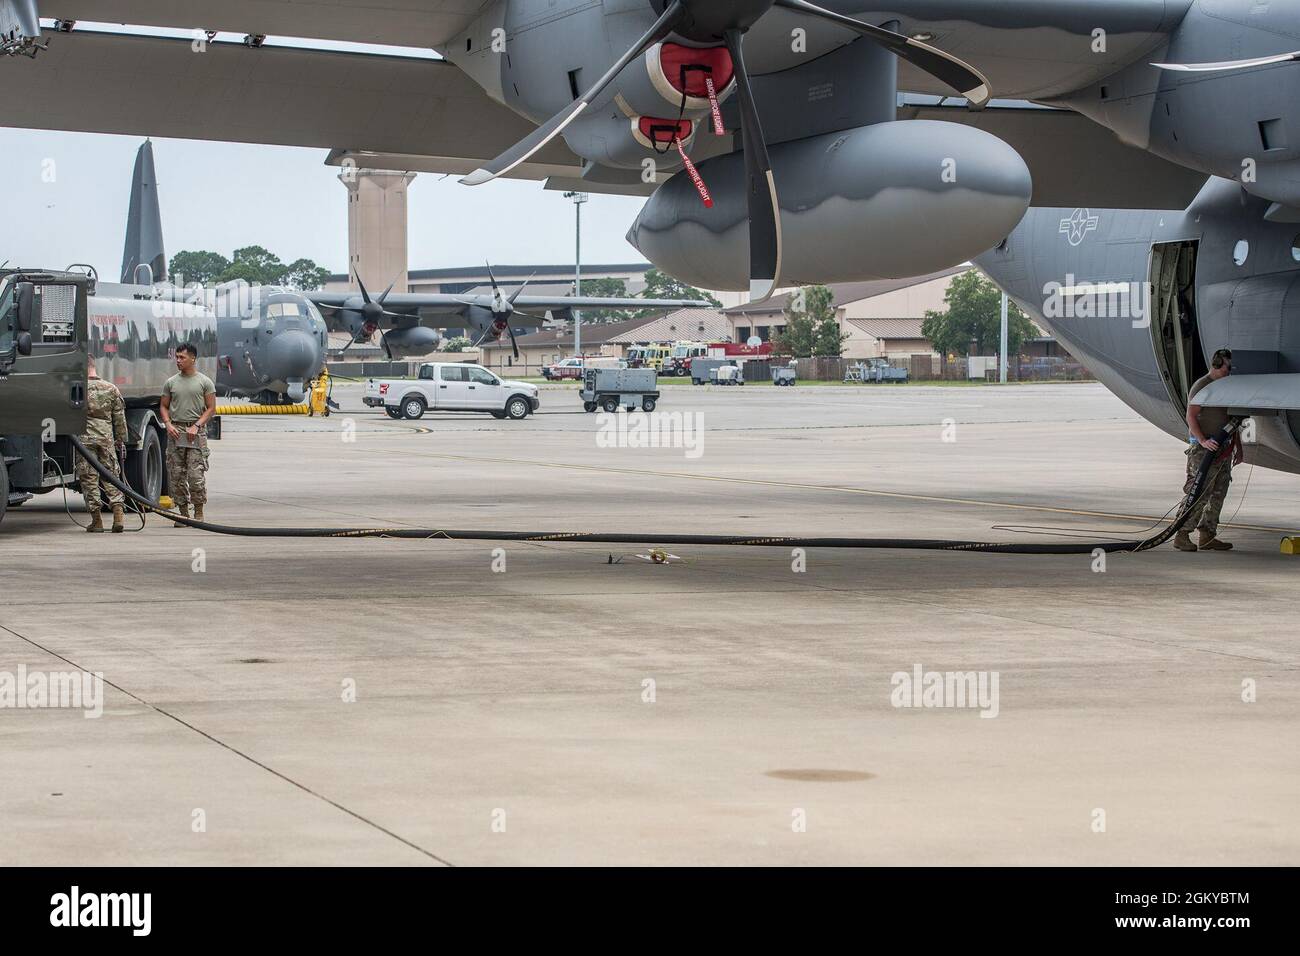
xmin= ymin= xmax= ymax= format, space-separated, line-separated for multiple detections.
xmin=161 ymin=343 xmax=216 ymax=526
xmin=76 ymin=355 xmax=128 ymax=533
xmin=1175 ymin=348 xmax=1242 ymax=552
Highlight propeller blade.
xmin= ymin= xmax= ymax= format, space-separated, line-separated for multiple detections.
xmin=776 ymin=0 xmax=992 ymax=107
xmin=379 ymin=277 xmax=398 ymax=304
xmin=724 ymin=28 xmax=782 ymax=303
xmin=485 ymin=261 xmax=500 ymax=296
xmin=508 ymin=272 xmax=538 ymax=307
xmin=357 ymin=275 xmax=372 ymax=305
xmin=506 ymin=322 xmax=521 ymax=361
xmin=1152 ymin=50 xmax=1300 ymax=73
xmin=460 ymin=0 xmax=687 ymax=185
xmin=380 ymin=330 xmax=394 ymax=360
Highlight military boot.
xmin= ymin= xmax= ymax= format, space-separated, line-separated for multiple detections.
xmin=111 ymin=505 xmax=125 ymax=533
xmin=193 ymin=504 xmax=204 ymax=523
xmin=86 ymin=510 xmax=105 ymax=533
xmin=173 ymin=503 xmax=190 ymax=528
xmin=1198 ymin=531 xmax=1233 ymax=551
xmin=1172 ymin=531 xmax=1197 ymax=552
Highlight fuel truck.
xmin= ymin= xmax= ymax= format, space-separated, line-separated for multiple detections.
xmin=0 ymin=266 xmax=219 ymax=529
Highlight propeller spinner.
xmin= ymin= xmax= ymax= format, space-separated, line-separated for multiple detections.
xmin=318 ymin=274 xmax=407 ymax=358
xmin=467 ymin=264 xmax=548 ymax=360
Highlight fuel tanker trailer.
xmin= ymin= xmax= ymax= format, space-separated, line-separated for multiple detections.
xmin=0 ymin=266 xmax=219 ymax=528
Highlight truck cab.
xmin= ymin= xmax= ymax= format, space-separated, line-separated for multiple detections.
xmin=364 ymin=363 xmax=540 ymax=421
xmin=1 ymin=270 xmax=91 ymax=525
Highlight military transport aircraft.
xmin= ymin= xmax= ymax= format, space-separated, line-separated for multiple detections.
xmin=976 ymin=178 xmax=1300 ymax=476
xmin=306 ymin=270 xmax=706 ymax=361
xmin=114 ymin=141 xmax=703 ymax=385
xmin=8 ymin=1 xmax=1300 ymax=463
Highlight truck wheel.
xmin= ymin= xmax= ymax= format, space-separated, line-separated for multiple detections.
xmin=505 ymin=396 xmax=531 ymax=420
xmin=642 ymin=397 xmax=657 ymax=413
xmin=125 ymin=426 xmax=163 ymax=506
xmin=584 ymin=402 xmax=598 ymax=413
xmin=384 ymin=406 xmax=403 ymax=420
xmin=602 ymin=397 xmax=620 ymax=414
xmin=402 ymin=395 xmax=427 ymax=420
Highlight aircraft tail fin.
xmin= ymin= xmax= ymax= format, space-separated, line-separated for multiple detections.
xmin=120 ymin=139 xmax=167 ymax=285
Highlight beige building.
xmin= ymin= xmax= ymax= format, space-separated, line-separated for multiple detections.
xmin=480 ymin=314 xmax=663 ymax=376
xmin=723 ymin=266 xmax=968 ymax=360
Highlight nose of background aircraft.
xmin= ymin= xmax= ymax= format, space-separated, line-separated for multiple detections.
xmin=267 ymin=329 xmax=322 ymax=381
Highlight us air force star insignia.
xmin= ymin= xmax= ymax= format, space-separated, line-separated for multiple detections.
xmin=1060 ymin=208 xmax=1100 ymax=246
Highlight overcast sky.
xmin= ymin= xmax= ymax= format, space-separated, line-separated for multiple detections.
xmin=0 ymin=128 xmax=652 ymax=280
xmin=1 ymin=22 xmax=658 ymax=280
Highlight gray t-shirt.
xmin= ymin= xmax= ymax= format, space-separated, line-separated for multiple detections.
xmin=163 ymin=371 xmax=215 ymax=423
xmin=1188 ymin=372 xmax=1229 ymax=441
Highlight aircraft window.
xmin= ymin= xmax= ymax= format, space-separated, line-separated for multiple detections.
xmin=1292 ymin=237 xmax=1300 ymax=263
xmin=468 ymin=367 xmax=497 ymax=385
xmin=441 ymin=366 xmax=467 ymax=382
xmin=1233 ymin=240 xmax=1250 ymax=266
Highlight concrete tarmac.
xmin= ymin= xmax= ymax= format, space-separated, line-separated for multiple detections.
xmin=1 ymin=382 xmax=1297 ymax=865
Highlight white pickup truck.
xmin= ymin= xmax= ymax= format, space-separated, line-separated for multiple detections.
xmin=364 ymin=363 xmax=540 ymax=421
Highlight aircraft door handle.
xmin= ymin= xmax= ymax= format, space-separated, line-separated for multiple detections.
xmin=70 ymin=381 xmax=86 ymax=408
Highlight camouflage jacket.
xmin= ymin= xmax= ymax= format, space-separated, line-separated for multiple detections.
xmin=83 ymin=376 xmax=127 ymax=444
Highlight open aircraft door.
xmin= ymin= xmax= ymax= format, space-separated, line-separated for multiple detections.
xmin=1148 ymin=239 xmax=1207 ymax=415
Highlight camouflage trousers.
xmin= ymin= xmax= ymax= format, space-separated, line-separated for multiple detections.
xmin=75 ymin=438 xmax=125 ymax=511
xmin=1183 ymin=444 xmax=1233 ymax=536
xmin=166 ymin=427 xmax=208 ymax=508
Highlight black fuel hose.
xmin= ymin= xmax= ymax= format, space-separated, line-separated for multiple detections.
xmin=69 ymin=424 xmax=1240 ymax=555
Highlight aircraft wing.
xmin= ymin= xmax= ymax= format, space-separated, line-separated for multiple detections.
xmin=0 ymin=28 xmax=584 ymax=182
xmin=1 ymin=22 xmax=1209 ymax=207
xmin=308 ymin=292 xmax=710 ymax=333
xmin=898 ymin=100 xmax=1209 ymax=209
xmin=33 ymin=0 xmax=485 ymax=50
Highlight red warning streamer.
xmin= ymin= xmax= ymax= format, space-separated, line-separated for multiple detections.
xmin=675 ymin=138 xmax=713 ymax=208
xmin=704 ymin=76 xmax=725 ymax=136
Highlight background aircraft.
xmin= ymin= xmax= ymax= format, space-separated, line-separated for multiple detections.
xmin=307 ymin=273 xmax=706 ymax=361
xmin=117 ymin=142 xmax=704 ymax=384
xmin=114 ymin=140 xmax=333 ymax=404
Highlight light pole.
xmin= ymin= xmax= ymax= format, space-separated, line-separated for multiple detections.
xmin=999 ymin=291 xmax=1009 ymax=384
xmin=564 ymin=191 xmax=589 ymax=356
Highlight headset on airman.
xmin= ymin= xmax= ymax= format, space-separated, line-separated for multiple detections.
xmin=1211 ymin=348 xmax=1232 ymax=370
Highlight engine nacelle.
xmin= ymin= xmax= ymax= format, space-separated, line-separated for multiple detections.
xmin=382 ymin=326 xmax=442 ymax=359
xmin=564 ymin=113 xmax=701 ymax=171
xmin=551 ymin=41 xmax=734 ymax=173
xmin=627 ymin=120 xmax=1034 ymax=290
xmin=446 ymin=3 xmax=735 ymax=175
